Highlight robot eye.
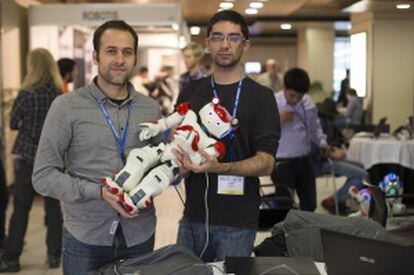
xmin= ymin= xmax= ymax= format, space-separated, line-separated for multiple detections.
xmin=216 ymin=122 xmax=220 ymax=125
xmin=209 ymin=112 xmax=212 ymax=115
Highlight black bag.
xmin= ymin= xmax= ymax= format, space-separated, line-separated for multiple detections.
xmin=92 ymin=244 xmax=213 ymax=275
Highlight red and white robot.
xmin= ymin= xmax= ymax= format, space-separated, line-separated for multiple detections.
xmin=102 ymin=98 xmax=232 ymax=214
xmin=348 ymin=186 xmax=371 ymax=217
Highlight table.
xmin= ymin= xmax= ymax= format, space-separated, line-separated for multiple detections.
xmin=347 ymin=136 xmax=414 ymax=170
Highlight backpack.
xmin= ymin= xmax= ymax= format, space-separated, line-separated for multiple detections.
xmin=92 ymin=244 xmax=213 ymax=275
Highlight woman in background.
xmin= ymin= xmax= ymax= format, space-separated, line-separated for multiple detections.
xmin=0 ymin=48 xmax=63 ymax=273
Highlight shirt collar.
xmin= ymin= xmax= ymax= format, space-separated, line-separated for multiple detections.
xmin=89 ymin=76 xmax=138 ymax=105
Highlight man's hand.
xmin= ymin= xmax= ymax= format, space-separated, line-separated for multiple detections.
xmin=101 ymin=187 xmax=138 ymax=219
xmin=327 ymin=147 xmax=346 ymax=160
xmin=172 ymin=144 xmax=219 ymax=174
xmin=279 ymin=110 xmax=294 ymax=123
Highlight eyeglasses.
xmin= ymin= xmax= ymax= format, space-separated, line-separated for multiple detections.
xmin=208 ymin=33 xmax=246 ymax=44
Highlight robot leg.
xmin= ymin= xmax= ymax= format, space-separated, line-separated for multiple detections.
xmin=102 ymin=143 xmax=164 ymax=195
xmin=120 ymin=161 xmax=180 ymax=214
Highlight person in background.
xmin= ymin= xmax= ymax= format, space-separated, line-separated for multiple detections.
xmin=151 ymin=65 xmax=178 ymax=115
xmin=179 ymin=42 xmax=209 ymax=91
xmin=314 ymin=98 xmax=368 ymax=215
xmin=256 ymin=58 xmax=283 ymax=93
xmin=31 ymin=20 xmax=162 ymax=274
xmin=272 ymin=68 xmax=329 ymax=212
xmin=57 ymin=58 xmax=76 ymax=93
xmin=174 ymin=10 xmax=280 ymax=262
xmin=130 ymin=66 xmax=155 ymax=96
xmin=337 ymin=69 xmax=349 ymax=107
xmin=0 ymin=48 xmax=64 ymax=273
xmin=200 ymin=53 xmax=214 ymax=75
xmin=0 ymin=155 xmax=7 ymax=256
xmin=345 ymin=88 xmax=363 ymax=125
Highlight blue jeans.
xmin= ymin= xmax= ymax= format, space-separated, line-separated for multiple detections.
xmin=319 ymin=160 xmax=368 ymax=202
xmin=63 ymin=227 xmax=154 ymax=275
xmin=177 ymin=218 xmax=256 ymax=262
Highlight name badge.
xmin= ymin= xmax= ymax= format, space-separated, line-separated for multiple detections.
xmin=217 ymin=175 xmax=244 ymax=195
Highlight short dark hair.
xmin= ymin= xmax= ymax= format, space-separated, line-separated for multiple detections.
xmin=207 ymin=10 xmax=249 ymax=40
xmin=57 ymin=58 xmax=76 ymax=78
xmin=347 ymin=88 xmax=357 ymax=96
xmin=284 ymin=68 xmax=310 ymax=94
xmin=93 ymin=20 xmax=138 ymax=58
xmin=138 ymin=66 xmax=148 ymax=74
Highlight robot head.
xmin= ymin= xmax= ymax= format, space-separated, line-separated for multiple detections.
xmin=198 ymin=97 xmax=232 ymax=139
xmin=380 ymin=172 xmax=403 ymax=197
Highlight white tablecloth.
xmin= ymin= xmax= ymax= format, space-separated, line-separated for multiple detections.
xmin=347 ymin=137 xmax=414 ymax=170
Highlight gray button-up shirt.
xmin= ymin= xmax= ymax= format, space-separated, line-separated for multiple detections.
xmin=33 ymin=80 xmax=162 ymax=247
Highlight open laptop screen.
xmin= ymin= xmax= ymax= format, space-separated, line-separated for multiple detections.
xmin=321 ymin=229 xmax=413 ymax=275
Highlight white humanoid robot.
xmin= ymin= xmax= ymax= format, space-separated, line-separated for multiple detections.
xmin=101 ymin=98 xmax=233 ymax=214
xmin=348 ymin=186 xmax=371 ymax=217
xmin=380 ymin=172 xmax=406 ymax=215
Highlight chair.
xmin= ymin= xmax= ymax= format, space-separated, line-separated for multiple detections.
xmin=367 ymin=183 xmax=414 ymax=245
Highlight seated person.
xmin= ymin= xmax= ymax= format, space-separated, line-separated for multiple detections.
xmin=313 ymin=98 xmax=368 ymax=215
xmin=345 ymin=88 xmax=363 ymax=125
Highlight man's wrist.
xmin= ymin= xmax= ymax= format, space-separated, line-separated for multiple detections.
xmin=207 ymin=162 xmax=227 ymax=174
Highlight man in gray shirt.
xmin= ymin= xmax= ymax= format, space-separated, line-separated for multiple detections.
xmin=32 ymin=20 xmax=162 ymax=274
xmin=256 ymin=59 xmax=283 ymax=93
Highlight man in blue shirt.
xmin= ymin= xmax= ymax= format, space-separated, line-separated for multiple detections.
xmin=272 ymin=68 xmax=329 ymax=211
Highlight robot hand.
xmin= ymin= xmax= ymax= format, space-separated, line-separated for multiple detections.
xmin=139 ymin=121 xmax=165 ymax=141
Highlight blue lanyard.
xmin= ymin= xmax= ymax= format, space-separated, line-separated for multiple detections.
xmin=210 ymin=75 xmax=243 ymax=161
xmin=97 ymin=100 xmax=131 ymax=165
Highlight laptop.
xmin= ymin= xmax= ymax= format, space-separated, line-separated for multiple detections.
xmin=372 ymin=117 xmax=388 ymax=138
xmin=225 ymin=256 xmax=320 ymax=275
xmin=321 ymin=229 xmax=413 ymax=275
xmin=354 ymin=117 xmax=388 ymax=138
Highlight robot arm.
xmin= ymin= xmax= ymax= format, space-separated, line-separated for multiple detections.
xmin=139 ymin=102 xmax=190 ymax=141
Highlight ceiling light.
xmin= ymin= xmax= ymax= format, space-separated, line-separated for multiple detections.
xmin=280 ymin=23 xmax=292 ymax=30
xmin=245 ymin=8 xmax=258 ymax=15
xmin=250 ymin=2 xmax=264 ymax=9
xmin=219 ymin=2 xmax=234 ymax=9
xmin=396 ymin=3 xmax=411 ymax=9
xmin=172 ymin=24 xmax=179 ymax=31
xmin=190 ymin=26 xmax=201 ymax=35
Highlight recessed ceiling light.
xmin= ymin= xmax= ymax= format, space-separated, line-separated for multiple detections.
xmin=219 ymin=2 xmax=234 ymax=9
xmin=190 ymin=26 xmax=201 ymax=35
xmin=245 ymin=8 xmax=258 ymax=15
xmin=396 ymin=3 xmax=411 ymax=9
xmin=250 ymin=2 xmax=264 ymax=9
xmin=280 ymin=23 xmax=292 ymax=30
